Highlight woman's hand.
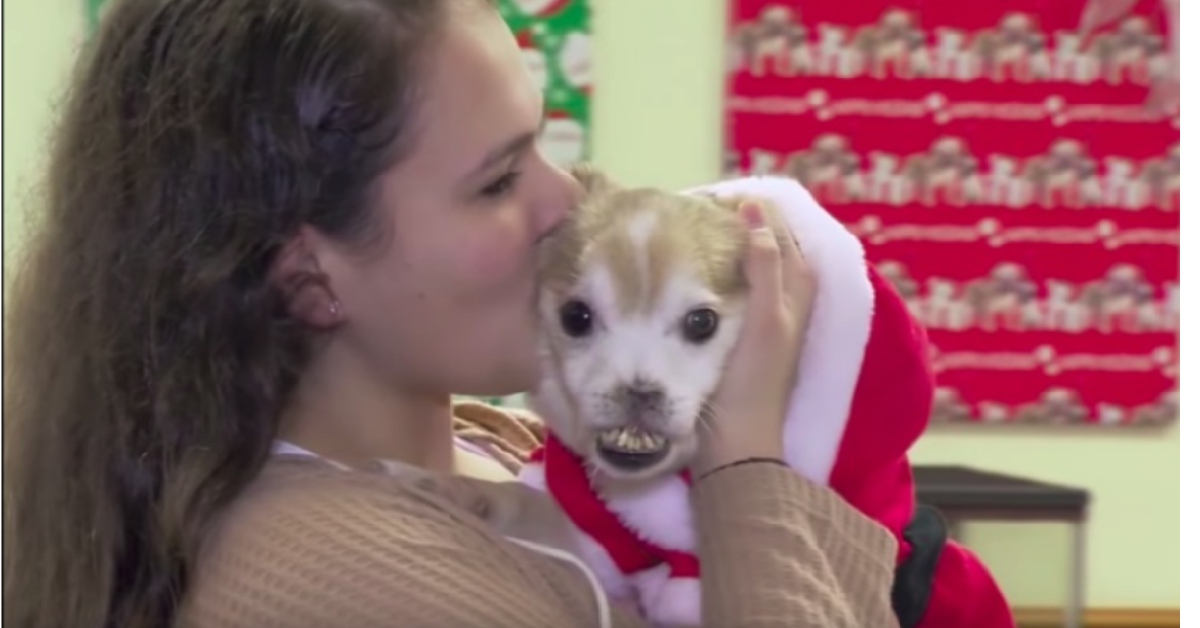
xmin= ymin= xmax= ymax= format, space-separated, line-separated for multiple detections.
xmin=693 ymin=201 xmax=816 ymax=475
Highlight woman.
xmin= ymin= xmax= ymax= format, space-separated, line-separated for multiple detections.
xmin=2 ymin=0 xmax=901 ymax=627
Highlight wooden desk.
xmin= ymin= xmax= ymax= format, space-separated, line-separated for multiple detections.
xmin=913 ymin=465 xmax=1091 ymax=628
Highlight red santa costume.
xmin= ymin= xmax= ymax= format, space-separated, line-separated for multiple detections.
xmin=519 ymin=176 xmax=1014 ymax=628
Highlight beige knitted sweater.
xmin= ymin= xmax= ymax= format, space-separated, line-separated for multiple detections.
xmin=178 ymin=404 xmax=900 ymax=628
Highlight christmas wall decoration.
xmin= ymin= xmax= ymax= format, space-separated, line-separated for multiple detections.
xmin=723 ymin=0 xmax=1178 ymax=426
xmin=499 ymin=0 xmax=593 ymax=168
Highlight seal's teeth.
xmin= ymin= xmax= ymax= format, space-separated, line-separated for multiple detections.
xmin=597 ymin=428 xmax=666 ymax=453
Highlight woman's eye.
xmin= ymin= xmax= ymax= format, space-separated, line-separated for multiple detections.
xmin=481 ymin=171 xmax=521 ymax=198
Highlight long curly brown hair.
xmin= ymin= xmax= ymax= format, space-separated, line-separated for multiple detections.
xmin=1 ymin=1 xmax=462 ymax=626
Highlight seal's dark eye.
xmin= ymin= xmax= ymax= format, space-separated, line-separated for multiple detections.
xmin=682 ymin=308 xmax=720 ymax=343
xmin=559 ymin=300 xmax=594 ymax=338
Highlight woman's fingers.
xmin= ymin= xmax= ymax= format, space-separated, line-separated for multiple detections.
xmin=749 ymin=201 xmax=814 ymax=313
xmin=737 ymin=201 xmax=785 ymax=310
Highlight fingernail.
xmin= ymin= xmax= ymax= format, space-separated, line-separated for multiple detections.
xmin=740 ymin=202 xmax=768 ymax=230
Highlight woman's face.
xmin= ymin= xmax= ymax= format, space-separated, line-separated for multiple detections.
xmin=321 ymin=6 xmax=578 ymax=396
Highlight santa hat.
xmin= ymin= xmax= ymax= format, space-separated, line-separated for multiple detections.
xmin=683 ymin=175 xmax=1014 ymax=628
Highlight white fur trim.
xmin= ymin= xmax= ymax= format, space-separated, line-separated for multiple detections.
xmin=604 ymin=475 xmax=694 ymax=550
xmin=645 ymin=576 xmax=702 ymax=627
xmin=516 ymin=459 xmax=549 ymax=491
xmin=683 ymin=176 xmax=874 ymax=484
xmin=574 ymin=528 xmax=638 ymax=602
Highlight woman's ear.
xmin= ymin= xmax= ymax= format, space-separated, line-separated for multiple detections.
xmin=269 ymin=228 xmax=344 ymax=329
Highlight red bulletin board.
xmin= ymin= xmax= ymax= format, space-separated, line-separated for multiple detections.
xmin=723 ymin=0 xmax=1178 ymax=426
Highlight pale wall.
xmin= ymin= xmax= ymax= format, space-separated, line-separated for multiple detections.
xmin=3 ymin=0 xmax=83 ymax=258
xmin=3 ymin=0 xmax=1179 ymax=609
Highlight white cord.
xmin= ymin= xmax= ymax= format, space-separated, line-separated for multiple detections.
xmin=504 ymin=536 xmax=613 ymax=628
